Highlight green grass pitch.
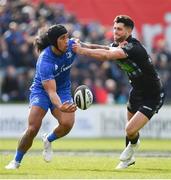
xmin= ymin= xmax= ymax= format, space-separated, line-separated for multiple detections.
xmin=0 ymin=138 xmax=171 ymax=179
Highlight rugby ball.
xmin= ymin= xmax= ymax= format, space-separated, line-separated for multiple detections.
xmin=74 ymin=85 xmax=93 ymax=110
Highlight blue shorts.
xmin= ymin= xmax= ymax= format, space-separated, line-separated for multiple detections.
xmin=29 ymin=90 xmax=73 ymax=112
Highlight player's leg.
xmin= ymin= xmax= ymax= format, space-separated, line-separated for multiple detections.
xmin=126 ymin=111 xmax=148 ymax=140
xmin=122 ymin=111 xmax=148 ymax=159
xmin=116 ymin=89 xmax=143 ymax=169
xmin=51 ymin=90 xmax=75 ymax=137
xmin=125 ymin=110 xmax=135 ymax=146
xmin=52 ymin=108 xmax=75 ymax=137
xmin=42 ymin=90 xmax=75 ymax=162
xmin=116 ymin=88 xmax=165 ymax=170
xmin=125 ymin=89 xmax=165 ymax=147
xmin=5 ymin=106 xmax=47 ymax=169
xmin=125 ymin=88 xmax=165 ymax=146
xmin=124 ymin=89 xmax=141 ymax=147
xmin=116 ymin=111 xmax=148 ymax=169
xmin=42 ymin=107 xmax=75 ymax=162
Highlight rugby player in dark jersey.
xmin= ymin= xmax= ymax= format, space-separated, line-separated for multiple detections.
xmin=73 ymin=15 xmax=165 ymax=169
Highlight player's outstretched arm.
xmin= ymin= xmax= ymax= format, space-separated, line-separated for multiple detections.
xmin=71 ymin=37 xmax=109 ymax=50
xmin=80 ymin=42 xmax=109 ymax=50
xmin=43 ymin=79 xmax=77 ymax=113
xmin=72 ymin=43 xmax=127 ymax=61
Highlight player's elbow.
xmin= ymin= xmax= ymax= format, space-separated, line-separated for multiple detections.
xmin=108 ymin=48 xmax=126 ymax=60
xmin=115 ymin=50 xmax=127 ymax=59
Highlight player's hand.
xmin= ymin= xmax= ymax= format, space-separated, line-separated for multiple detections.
xmin=72 ymin=43 xmax=82 ymax=53
xmin=71 ymin=37 xmax=80 ymax=44
xmin=59 ymin=101 xmax=77 ymax=113
xmin=119 ymin=41 xmax=128 ymax=48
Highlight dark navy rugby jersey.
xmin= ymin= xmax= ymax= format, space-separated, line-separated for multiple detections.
xmin=30 ymin=39 xmax=77 ymax=94
xmin=112 ymin=36 xmax=162 ymax=93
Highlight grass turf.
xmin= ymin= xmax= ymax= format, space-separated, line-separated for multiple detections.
xmin=0 ymin=155 xmax=171 ymax=179
xmin=0 ymin=138 xmax=171 ymax=152
xmin=0 ymin=138 xmax=171 ymax=179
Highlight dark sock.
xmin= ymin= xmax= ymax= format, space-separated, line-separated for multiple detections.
xmin=130 ymin=133 xmax=140 ymax=145
xmin=126 ymin=136 xmax=130 ymax=147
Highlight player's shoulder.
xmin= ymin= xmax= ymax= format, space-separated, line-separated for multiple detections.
xmin=129 ymin=37 xmax=146 ymax=50
xmin=38 ymin=48 xmax=54 ymax=66
xmin=127 ymin=37 xmax=146 ymax=51
xmin=127 ymin=36 xmax=140 ymax=45
xmin=39 ymin=46 xmax=49 ymax=57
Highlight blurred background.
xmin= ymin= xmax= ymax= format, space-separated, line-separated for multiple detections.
xmin=0 ymin=0 xmax=171 ymax=139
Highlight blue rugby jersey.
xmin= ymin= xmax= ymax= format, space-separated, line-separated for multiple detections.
xmin=30 ymin=39 xmax=77 ymax=95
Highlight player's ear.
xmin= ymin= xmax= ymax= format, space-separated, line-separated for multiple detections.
xmin=127 ymin=27 xmax=132 ymax=35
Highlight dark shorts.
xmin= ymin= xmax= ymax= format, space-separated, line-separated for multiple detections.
xmin=127 ymin=89 xmax=165 ymax=119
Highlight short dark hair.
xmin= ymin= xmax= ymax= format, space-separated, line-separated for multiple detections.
xmin=114 ymin=15 xmax=134 ymax=29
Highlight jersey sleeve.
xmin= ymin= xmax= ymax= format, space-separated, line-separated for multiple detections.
xmin=68 ymin=39 xmax=77 ymax=57
xmin=122 ymin=42 xmax=145 ymax=59
xmin=39 ymin=60 xmax=55 ymax=82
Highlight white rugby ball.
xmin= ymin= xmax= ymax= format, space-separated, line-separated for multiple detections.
xmin=74 ymin=85 xmax=93 ymax=110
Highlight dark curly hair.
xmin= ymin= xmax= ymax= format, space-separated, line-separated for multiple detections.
xmin=34 ymin=24 xmax=68 ymax=52
xmin=34 ymin=27 xmax=50 ymax=52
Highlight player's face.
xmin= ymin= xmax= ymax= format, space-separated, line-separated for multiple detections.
xmin=57 ymin=33 xmax=69 ymax=53
xmin=113 ymin=22 xmax=129 ymax=43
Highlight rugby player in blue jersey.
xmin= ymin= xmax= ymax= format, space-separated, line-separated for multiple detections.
xmin=5 ymin=24 xmax=77 ymax=169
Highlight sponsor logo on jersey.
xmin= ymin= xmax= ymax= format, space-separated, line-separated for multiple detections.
xmin=55 ymin=64 xmax=58 ymax=70
xmin=142 ymin=106 xmax=152 ymax=111
xmin=66 ymin=52 xmax=72 ymax=58
xmin=32 ymin=97 xmax=39 ymax=104
xmin=61 ymin=64 xmax=72 ymax=71
xmin=124 ymin=43 xmax=133 ymax=50
xmin=54 ymin=64 xmax=72 ymax=77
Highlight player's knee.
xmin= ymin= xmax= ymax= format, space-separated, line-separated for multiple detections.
xmin=27 ymin=126 xmax=39 ymax=137
xmin=61 ymin=119 xmax=74 ymax=132
xmin=125 ymin=125 xmax=136 ymax=138
xmin=63 ymin=121 xmax=74 ymax=131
